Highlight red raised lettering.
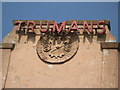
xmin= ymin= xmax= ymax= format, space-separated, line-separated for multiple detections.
xmin=53 ymin=21 xmax=66 ymax=33
xmin=69 ymin=21 xmax=78 ymax=32
xmin=15 ymin=21 xmax=23 ymax=31
xmin=83 ymin=21 xmax=93 ymax=34
xmin=27 ymin=21 xmax=36 ymax=32
xmin=97 ymin=21 xmax=106 ymax=34
xmin=40 ymin=21 xmax=49 ymax=33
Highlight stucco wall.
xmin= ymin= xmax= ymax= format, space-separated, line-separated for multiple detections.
xmin=101 ymin=49 xmax=118 ymax=88
xmin=3 ymin=41 xmax=119 ymax=88
xmin=0 ymin=49 xmax=11 ymax=88
xmin=4 ymin=41 xmax=102 ymax=88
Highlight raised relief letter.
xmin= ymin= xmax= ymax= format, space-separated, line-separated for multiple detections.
xmin=83 ymin=21 xmax=93 ymax=34
xmin=97 ymin=21 xmax=106 ymax=34
xmin=69 ymin=21 xmax=78 ymax=32
xmin=27 ymin=21 xmax=36 ymax=33
xmin=40 ymin=21 xmax=49 ymax=33
xmin=53 ymin=21 xmax=66 ymax=33
xmin=15 ymin=21 xmax=24 ymax=31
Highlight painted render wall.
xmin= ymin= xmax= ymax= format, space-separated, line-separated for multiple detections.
xmin=0 ymin=49 xmax=12 ymax=89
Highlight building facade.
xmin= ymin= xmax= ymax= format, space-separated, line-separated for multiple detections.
xmin=0 ymin=20 xmax=120 ymax=88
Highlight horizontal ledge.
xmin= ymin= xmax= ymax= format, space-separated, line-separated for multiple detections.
xmin=101 ymin=42 xmax=120 ymax=50
xmin=0 ymin=43 xmax=15 ymax=49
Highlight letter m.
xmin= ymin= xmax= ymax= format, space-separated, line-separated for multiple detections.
xmin=53 ymin=21 xmax=66 ymax=33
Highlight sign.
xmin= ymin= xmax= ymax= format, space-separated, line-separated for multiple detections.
xmin=14 ymin=20 xmax=110 ymax=64
xmin=14 ymin=20 xmax=110 ymax=35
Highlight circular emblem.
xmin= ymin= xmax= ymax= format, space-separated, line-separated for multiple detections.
xmin=36 ymin=32 xmax=79 ymax=64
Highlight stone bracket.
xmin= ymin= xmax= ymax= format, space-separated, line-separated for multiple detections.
xmin=101 ymin=42 xmax=120 ymax=51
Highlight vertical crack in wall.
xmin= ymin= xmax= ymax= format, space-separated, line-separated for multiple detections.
xmin=100 ymin=48 xmax=104 ymax=88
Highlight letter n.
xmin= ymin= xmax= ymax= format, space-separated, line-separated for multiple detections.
xmin=83 ymin=21 xmax=93 ymax=34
